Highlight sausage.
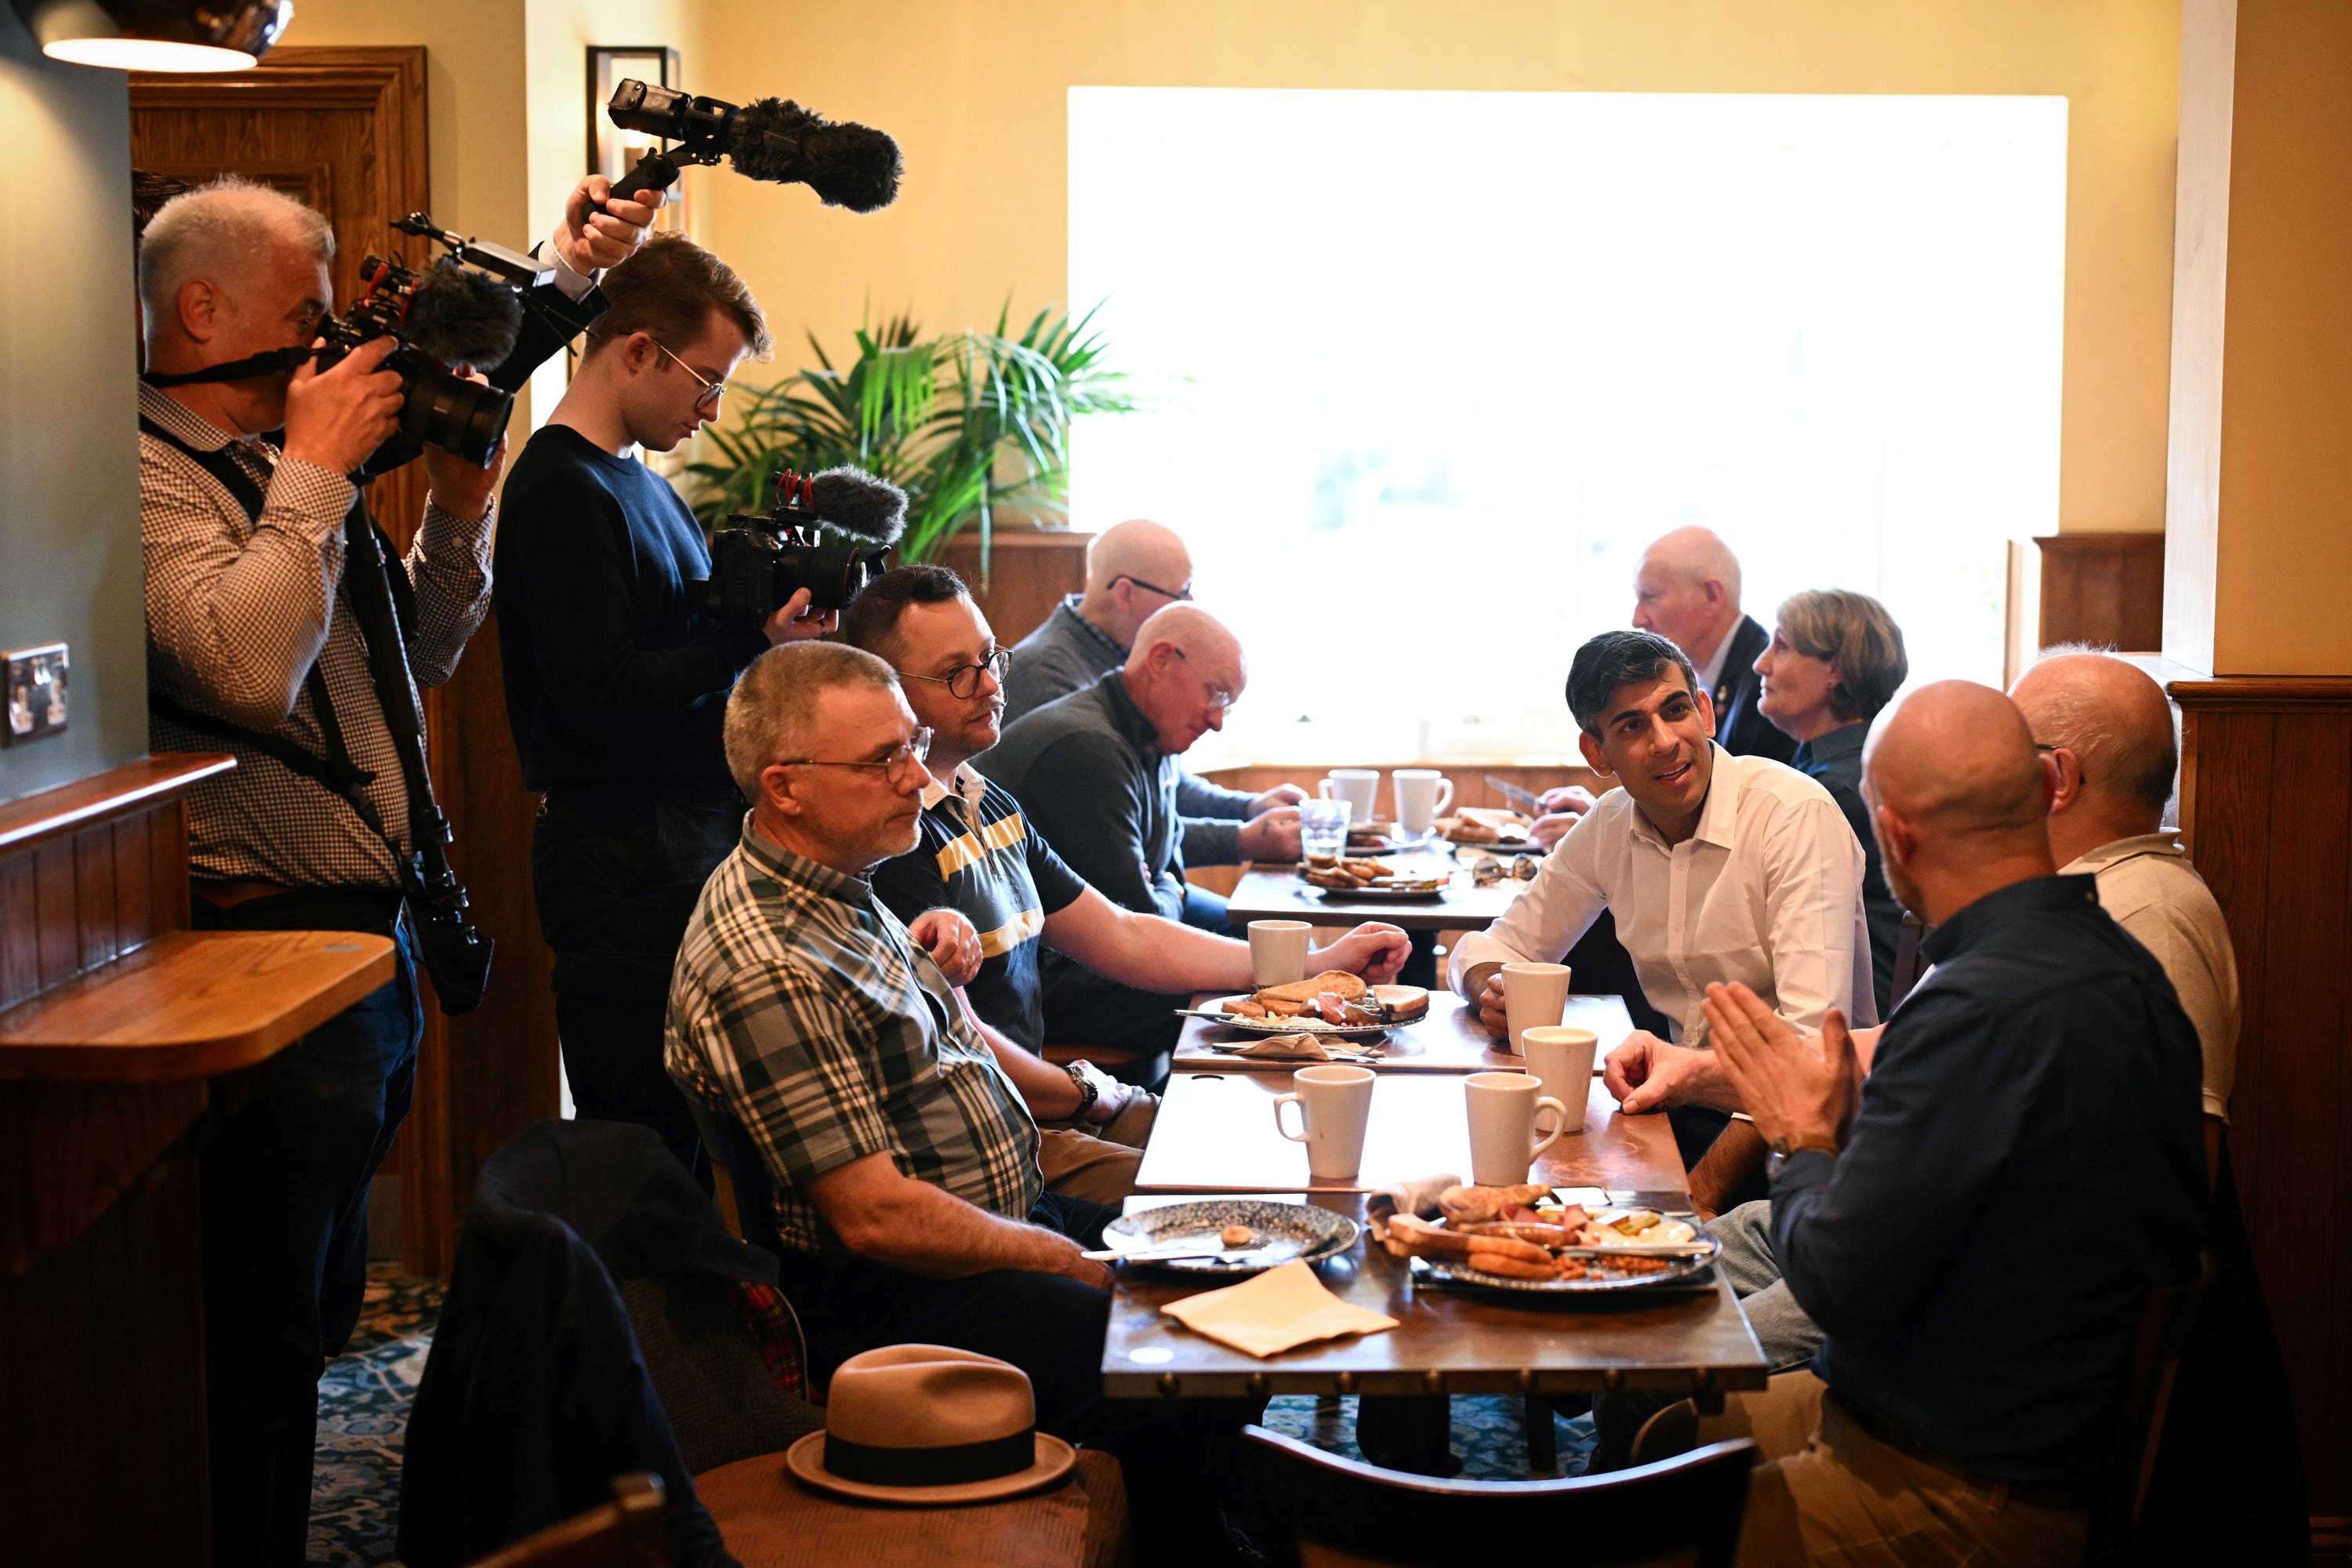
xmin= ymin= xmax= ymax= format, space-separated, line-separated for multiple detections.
xmin=1466 ymin=1235 xmax=1552 ymax=1266
xmin=1465 ymin=1251 xmax=1557 ymax=1280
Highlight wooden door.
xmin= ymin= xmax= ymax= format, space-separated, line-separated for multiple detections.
xmin=131 ymin=49 xmax=559 ymax=1276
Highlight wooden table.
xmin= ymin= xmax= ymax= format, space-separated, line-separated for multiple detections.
xmin=1132 ymin=1069 xmax=1687 ymax=1196
xmin=1172 ymin=988 xmax=1635 ymax=1075
xmin=1102 ymin=1191 xmax=1767 ymax=1403
xmin=1224 ymin=844 xmax=1530 ymax=934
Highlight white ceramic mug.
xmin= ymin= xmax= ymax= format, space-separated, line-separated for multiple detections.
xmin=1248 ymin=920 xmax=1312 ymax=988
xmin=1500 ymin=961 xmax=1573 ymax=1055
xmin=1392 ymin=769 xmax=1454 ymax=835
xmin=1316 ymin=768 xmax=1381 ymax=822
xmin=1464 ymin=1070 xmax=1570 ymax=1185
xmin=1519 ymin=1025 xmax=1599 ymax=1134
xmin=1272 ymin=1065 xmax=1377 ymax=1179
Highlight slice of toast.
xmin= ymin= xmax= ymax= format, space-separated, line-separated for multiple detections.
xmin=1254 ymin=969 xmax=1368 ymax=1006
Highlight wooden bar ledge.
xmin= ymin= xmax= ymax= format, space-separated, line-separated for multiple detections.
xmin=0 ymin=927 xmax=394 ymax=1081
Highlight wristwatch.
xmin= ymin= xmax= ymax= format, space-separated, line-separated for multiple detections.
xmin=1065 ymin=1061 xmax=1105 ymax=1120
xmin=1765 ymin=1132 xmax=1841 ymax=1181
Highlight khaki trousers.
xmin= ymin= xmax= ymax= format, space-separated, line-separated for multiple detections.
xmin=1704 ymin=1371 xmax=2089 ymax=1567
xmin=1037 ymin=1093 xmax=1160 ymax=1204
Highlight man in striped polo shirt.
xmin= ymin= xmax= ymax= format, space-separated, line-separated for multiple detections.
xmin=844 ymin=568 xmax=1411 ymax=1167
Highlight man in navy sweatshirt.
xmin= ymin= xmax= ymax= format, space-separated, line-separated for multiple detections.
xmin=492 ymin=234 xmax=834 ymax=1180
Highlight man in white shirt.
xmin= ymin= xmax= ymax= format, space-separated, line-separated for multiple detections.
xmin=1532 ymin=525 xmax=1791 ymax=845
xmin=2010 ymin=648 xmax=2238 ymax=1175
xmin=1450 ymin=629 xmax=1874 ymax=1210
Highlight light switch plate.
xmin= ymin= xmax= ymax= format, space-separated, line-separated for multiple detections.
xmin=4 ymin=643 xmax=68 ymax=746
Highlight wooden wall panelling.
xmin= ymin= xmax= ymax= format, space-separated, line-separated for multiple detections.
xmin=935 ymin=531 xmax=1093 ymax=648
xmin=0 ymin=800 xmax=196 ymax=1014
xmin=2034 ymin=532 xmax=2166 ymax=652
xmin=0 ymin=757 xmax=238 ymax=1564
xmin=2170 ymin=681 xmax=2352 ymax=1537
xmin=0 ymin=1143 xmax=208 ymax=1565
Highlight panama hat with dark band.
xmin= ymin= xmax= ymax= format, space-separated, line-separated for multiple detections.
xmin=785 ymin=1344 xmax=1076 ymax=1506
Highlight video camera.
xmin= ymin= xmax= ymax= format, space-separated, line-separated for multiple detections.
xmin=144 ymin=210 xmax=539 ymax=468
xmin=704 ymin=466 xmax=909 ymax=626
xmin=317 ymin=214 xmax=550 ymax=466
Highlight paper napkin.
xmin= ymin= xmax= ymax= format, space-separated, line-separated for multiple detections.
xmin=1160 ymin=1261 xmax=1399 ymax=1359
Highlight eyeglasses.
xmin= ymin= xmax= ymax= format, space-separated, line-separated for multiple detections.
xmin=1171 ymin=648 xmax=1238 ymax=715
xmin=898 ymin=650 xmax=1011 ymax=702
xmin=654 ymin=341 xmax=731 ymax=411
xmin=2034 ymin=742 xmax=2089 ymax=786
xmin=1113 ymin=572 xmax=1192 ymax=603
xmin=779 ymin=727 xmax=933 ymax=786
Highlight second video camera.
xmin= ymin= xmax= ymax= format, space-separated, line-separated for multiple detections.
xmin=704 ymin=466 xmax=909 ymax=626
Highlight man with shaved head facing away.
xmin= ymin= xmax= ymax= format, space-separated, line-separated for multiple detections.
xmin=1002 ymin=518 xmax=1305 ymax=870
xmin=1677 ymin=681 xmax=2203 ymax=1566
xmin=985 ymin=604 xmax=1320 ymax=1078
xmin=2010 ymin=648 xmax=2237 ymax=1171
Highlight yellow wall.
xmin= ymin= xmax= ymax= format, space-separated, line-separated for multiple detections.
xmin=2195 ymin=0 xmax=2352 ymax=674
xmin=290 ymin=0 xmax=536 ymax=423
xmin=691 ymin=0 xmax=2184 ymax=536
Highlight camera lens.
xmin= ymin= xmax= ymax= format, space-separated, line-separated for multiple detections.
xmin=399 ymin=360 xmax=514 ymax=466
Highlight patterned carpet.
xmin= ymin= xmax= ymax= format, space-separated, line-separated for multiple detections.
xmin=312 ymin=1268 xmax=441 ymax=1566
xmin=310 ymin=1268 xmax=1594 ymax=1564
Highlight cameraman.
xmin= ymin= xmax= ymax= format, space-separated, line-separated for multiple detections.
xmin=495 ymin=233 xmax=831 ymax=1184
xmin=138 ymin=175 xmax=662 ymax=1567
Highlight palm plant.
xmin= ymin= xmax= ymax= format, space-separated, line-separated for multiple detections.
xmin=685 ymin=302 xmax=1135 ymax=573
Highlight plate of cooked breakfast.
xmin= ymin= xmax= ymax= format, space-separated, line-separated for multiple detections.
xmin=1181 ymin=974 xmax=1433 ymax=1038
xmin=1382 ymin=1182 xmax=1715 ymax=1293
xmin=1436 ymin=808 xmax=1543 ymax=852
xmin=1096 ymin=1199 xmax=1361 ymax=1275
xmin=1345 ymin=821 xmax=1436 ymax=855
xmin=1302 ymin=857 xmax=1453 ymax=900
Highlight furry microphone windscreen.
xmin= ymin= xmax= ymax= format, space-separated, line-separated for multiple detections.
xmin=729 ymin=98 xmax=902 ymax=212
xmin=808 ymin=466 xmax=909 ymax=542
xmin=403 ymin=260 xmax=525 ymax=370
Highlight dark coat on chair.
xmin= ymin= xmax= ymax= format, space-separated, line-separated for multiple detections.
xmin=399 ymin=1120 xmax=800 ymax=1568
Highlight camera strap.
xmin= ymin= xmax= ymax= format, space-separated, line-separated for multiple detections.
xmin=140 ymin=414 xmax=492 ymax=1014
xmin=140 ymin=348 xmax=317 ymax=388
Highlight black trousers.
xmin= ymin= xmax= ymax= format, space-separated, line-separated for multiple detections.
xmin=195 ymin=887 xmax=421 ymax=1567
xmin=532 ymin=788 xmax=742 ymax=1186
xmin=777 ymin=1193 xmax=1263 ymax=1564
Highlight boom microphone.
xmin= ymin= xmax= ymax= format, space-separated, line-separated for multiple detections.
xmin=806 ymin=465 xmax=908 ymax=542
xmin=402 ymin=260 xmax=526 ymax=370
xmin=603 ymin=80 xmax=902 ymax=212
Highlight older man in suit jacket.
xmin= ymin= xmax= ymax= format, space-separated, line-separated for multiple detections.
xmin=1632 ymin=526 xmax=1795 ymax=767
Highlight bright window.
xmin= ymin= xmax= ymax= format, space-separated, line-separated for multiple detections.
xmin=1068 ymin=88 xmax=2067 ymax=765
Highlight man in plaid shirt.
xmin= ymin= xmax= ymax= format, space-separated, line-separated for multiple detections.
xmin=669 ymin=641 xmax=1260 ymax=1563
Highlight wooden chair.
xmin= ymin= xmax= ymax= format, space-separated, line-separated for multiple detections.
xmin=2086 ymin=1251 xmax=2216 ymax=1566
xmin=1243 ymin=1426 xmax=1756 ymax=1567
xmin=463 ymin=1474 xmax=668 ymax=1568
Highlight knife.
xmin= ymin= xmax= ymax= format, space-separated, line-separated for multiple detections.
xmin=1485 ymin=775 xmax=1546 ymax=815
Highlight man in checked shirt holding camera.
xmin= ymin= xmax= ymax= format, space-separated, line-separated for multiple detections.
xmin=136 ymin=174 xmax=661 ymax=1566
